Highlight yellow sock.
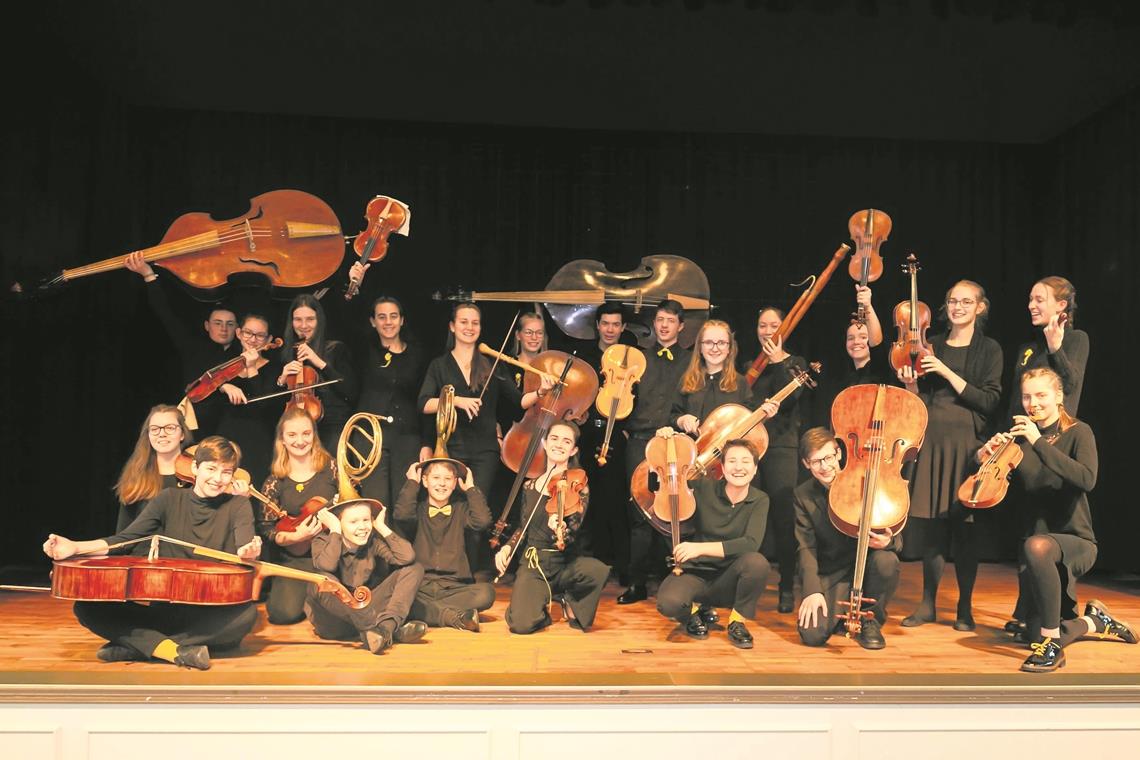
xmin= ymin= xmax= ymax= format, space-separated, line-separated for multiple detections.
xmin=151 ymin=639 xmax=179 ymax=663
xmin=691 ymin=602 xmax=701 ymax=615
xmin=728 ymin=609 xmax=747 ymax=625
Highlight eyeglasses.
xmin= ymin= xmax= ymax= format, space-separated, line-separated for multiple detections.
xmin=807 ymin=452 xmax=839 ymax=470
xmin=700 ymin=340 xmax=730 ymax=349
xmin=240 ymin=328 xmax=269 ymax=341
xmin=946 ymin=298 xmax=977 ymax=307
xmin=520 ymin=329 xmax=545 ymax=337
xmin=149 ymin=424 xmax=181 ymax=436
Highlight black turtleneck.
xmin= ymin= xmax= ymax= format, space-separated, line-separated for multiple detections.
xmin=103 ymin=487 xmax=255 ymax=557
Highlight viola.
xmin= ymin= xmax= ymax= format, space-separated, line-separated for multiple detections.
xmin=344 ymin=195 xmax=410 ymax=301
xmin=847 ymin=209 xmax=891 ymax=324
xmin=594 ymin=344 xmax=647 ymax=466
xmin=286 ymin=342 xmax=324 ymax=422
xmin=16 ymin=189 xmax=344 ymax=296
xmin=545 ymin=468 xmax=587 ymax=551
xmin=488 ymin=349 xmax=599 ymax=548
xmin=630 ymin=363 xmax=820 ymax=510
xmin=828 ymin=383 xmax=927 ymax=634
xmin=957 ymin=415 xmax=1043 ymax=509
xmin=185 ymin=337 xmax=283 ymax=403
xmin=744 ymin=245 xmax=848 ymax=387
xmin=638 ymin=433 xmax=698 ymax=575
xmin=889 ymin=254 xmax=935 ymax=377
xmin=434 ymin=255 xmax=711 ymax=349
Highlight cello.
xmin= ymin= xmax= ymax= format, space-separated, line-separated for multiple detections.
xmin=16 ymin=189 xmax=344 ymax=296
xmin=638 ymin=432 xmax=698 ymax=575
xmin=594 ymin=344 xmax=647 ymax=466
xmin=889 ymin=254 xmax=935 ymax=377
xmin=828 ymin=384 xmax=927 ymax=634
xmin=847 ymin=209 xmax=891 ymax=324
xmin=485 ymin=347 xmax=599 ymax=548
xmin=434 ymin=255 xmax=711 ymax=349
xmin=344 ymin=195 xmax=410 ymax=301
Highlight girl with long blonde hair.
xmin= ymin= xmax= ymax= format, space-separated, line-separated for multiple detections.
xmin=113 ymin=405 xmax=189 ymax=532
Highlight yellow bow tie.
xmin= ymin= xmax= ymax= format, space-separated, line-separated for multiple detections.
xmin=657 ymin=347 xmax=673 ymax=360
xmin=428 ymin=504 xmax=452 ymax=518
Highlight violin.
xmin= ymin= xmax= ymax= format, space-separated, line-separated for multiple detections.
xmin=15 ymin=190 xmax=343 ymax=296
xmin=344 ymin=195 xmax=410 ymax=301
xmin=545 ymin=469 xmax=587 ymax=551
xmin=286 ymin=341 xmax=324 ymax=422
xmin=847 ymin=209 xmax=891 ymax=324
xmin=957 ymin=414 xmax=1044 ymax=509
xmin=745 ymin=245 xmax=848 ymax=387
xmin=630 ymin=363 xmax=820 ymax=510
xmin=487 ymin=349 xmax=599 ymax=548
xmin=594 ymin=344 xmax=647 ymax=466
xmin=889 ymin=254 xmax=934 ymax=377
xmin=434 ymin=255 xmax=711 ymax=349
xmin=185 ymin=337 xmax=283 ymax=403
xmin=828 ymin=384 xmax=927 ymax=634
xmin=638 ymin=433 xmax=698 ymax=575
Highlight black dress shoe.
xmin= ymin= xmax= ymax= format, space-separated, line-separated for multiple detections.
xmin=173 ymin=644 xmax=211 ymax=670
xmin=684 ymin=613 xmax=709 ymax=639
xmin=778 ymin=590 xmax=794 ymax=614
xmin=1084 ymin=599 xmax=1138 ymax=644
xmin=856 ymin=618 xmax=886 ymax=650
xmin=394 ymin=621 xmax=428 ymax=644
xmin=900 ymin=611 xmax=935 ymax=627
xmin=617 ymin=584 xmax=647 ymax=605
xmin=448 ymin=608 xmax=481 ymax=633
xmin=1021 ymin=638 xmax=1065 ymax=672
xmin=726 ymin=620 xmax=753 ymax=649
xmin=96 ymin=643 xmax=147 ymax=663
xmin=697 ymin=605 xmax=719 ymax=626
xmin=1003 ymin=619 xmax=1026 ymax=634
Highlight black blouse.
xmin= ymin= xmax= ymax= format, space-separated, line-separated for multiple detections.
xmin=671 ymin=371 xmax=753 ymax=424
xmin=417 ymin=353 xmax=522 ymax=455
xmin=357 ymin=337 xmax=428 ymax=440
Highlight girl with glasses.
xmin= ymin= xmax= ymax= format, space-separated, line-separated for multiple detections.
xmin=113 ymin=405 xmax=191 ymax=534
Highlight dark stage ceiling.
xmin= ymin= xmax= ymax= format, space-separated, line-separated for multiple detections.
xmin=20 ymin=1 xmax=1140 ymax=142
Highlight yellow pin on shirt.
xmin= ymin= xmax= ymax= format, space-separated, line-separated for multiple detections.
xmin=381 ymin=351 xmax=392 ymax=368
xmin=1021 ymin=348 xmax=1033 ymax=366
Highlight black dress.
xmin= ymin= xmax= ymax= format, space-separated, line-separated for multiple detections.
xmin=909 ymin=344 xmax=976 ymax=521
xmin=215 ymin=358 xmax=281 ymax=488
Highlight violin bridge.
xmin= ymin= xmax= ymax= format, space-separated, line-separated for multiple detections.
xmin=286 ymin=221 xmax=342 ymax=239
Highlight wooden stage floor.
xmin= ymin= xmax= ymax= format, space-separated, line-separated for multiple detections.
xmin=2 ymin=562 xmax=1139 ymax=698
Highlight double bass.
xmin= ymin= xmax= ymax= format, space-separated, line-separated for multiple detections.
xmin=828 ymin=384 xmax=927 ymax=634
xmin=847 ymin=209 xmax=891 ymax=324
xmin=434 ymin=255 xmax=711 ymax=349
xmin=16 ymin=189 xmax=344 ymax=296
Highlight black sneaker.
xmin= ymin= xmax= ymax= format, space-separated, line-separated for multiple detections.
xmin=856 ymin=617 xmax=886 ymax=650
xmin=1003 ymin=619 xmax=1025 ymax=635
xmin=1021 ymin=637 xmax=1065 ymax=672
xmin=726 ymin=620 xmax=754 ymax=649
xmin=1084 ymin=599 xmax=1138 ymax=644
xmin=172 ymin=644 xmax=211 ymax=671
xmin=96 ymin=643 xmax=147 ymax=663
xmin=684 ymin=613 xmax=709 ymax=639
xmin=447 ymin=608 xmax=481 ymax=633
xmin=697 ymin=605 xmax=719 ymax=626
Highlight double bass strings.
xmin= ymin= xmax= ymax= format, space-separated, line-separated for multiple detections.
xmin=65 ymin=227 xmax=276 ymax=278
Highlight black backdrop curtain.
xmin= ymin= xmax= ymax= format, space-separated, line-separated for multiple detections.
xmin=2 ymin=80 xmax=1134 ymax=570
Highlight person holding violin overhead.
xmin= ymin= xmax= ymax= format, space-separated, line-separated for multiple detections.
xmin=43 ymin=436 xmax=261 ymax=671
xmin=673 ymin=320 xmax=761 ymax=435
xmin=307 ymin=497 xmax=427 ymax=655
xmin=256 ymin=407 xmax=338 ymax=625
xmin=977 ymin=368 xmax=1133 ymax=671
xmin=124 ymin=251 xmax=239 ymax=436
xmin=653 ymin=430 xmax=770 ymax=649
xmin=357 ymin=296 xmax=428 ymax=510
xmin=1008 ymin=276 xmax=1089 ymax=420
xmin=794 ymin=427 xmax=899 ymax=650
xmin=897 ymin=280 xmax=1003 ymax=632
xmin=496 ymin=422 xmax=610 ymax=634
xmin=750 ymin=306 xmax=809 ymax=614
xmin=394 ymin=459 xmax=494 ymax=632
xmin=214 ymin=312 xmax=281 ymax=487
xmin=619 ymin=299 xmax=689 ymax=605
xmin=278 ymin=293 xmax=358 ymax=454
xmin=812 ymin=286 xmax=889 ymax=428
xmin=113 ymin=404 xmax=190 ymax=534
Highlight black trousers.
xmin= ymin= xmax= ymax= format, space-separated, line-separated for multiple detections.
xmin=506 ymin=553 xmax=611 ymax=634
xmin=73 ymin=600 xmax=257 ymax=657
xmin=305 ymin=563 xmax=424 ymax=639
xmin=579 ymin=421 xmax=630 ymax=574
xmin=264 ymin=552 xmax=315 ymax=625
xmin=411 ymin=576 xmax=496 ymax=626
xmin=454 ymin=447 xmax=502 ymax=574
xmin=361 ymin=430 xmax=423 ymax=509
xmin=656 ymin=553 xmax=770 ymax=621
xmin=625 ymin=435 xmax=670 ymax=586
xmin=797 ymin=550 xmax=899 ymax=647
xmin=757 ymin=446 xmax=801 ymax=594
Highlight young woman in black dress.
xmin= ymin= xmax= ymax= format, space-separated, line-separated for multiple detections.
xmin=898 ymin=280 xmax=1003 ymax=631
xmin=277 ymin=294 xmax=358 ymax=454
xmin=357 ymin=296 xmax=427 ymax=509
xmin=113 ymin=405 xmax=189 ymax=532
xmin=215 ymin=312 xmax=281 ymax=487
xmin=674 ymin=320 xmax=776 ymax=435
xmin=980 ymin=368 xmax=1134 ymax=671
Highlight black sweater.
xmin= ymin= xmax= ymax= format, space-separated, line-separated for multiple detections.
xmin=1015 ymin=419 xmax=1097 ymax=544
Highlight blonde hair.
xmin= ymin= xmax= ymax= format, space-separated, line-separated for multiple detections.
xmin=681 ymin=319 xmax=740 ymax=394
xmin=270 ymin=406 xmax=332 ymax=478
xmin=1021 ymin=367 xmax=1078 ymax=434
xmin=114 ymin=405 xmax=187 ymax=506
